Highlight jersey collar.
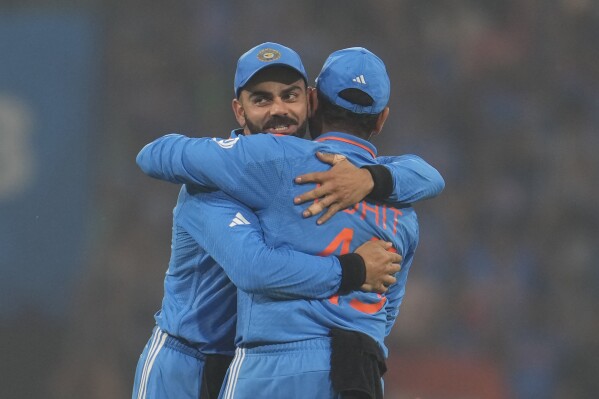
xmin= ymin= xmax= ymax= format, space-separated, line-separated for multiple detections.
xmin=230 ymin=129 xmax=378 ymax=159
xmin=313 ymin=132 xmax=377 ymax=159
xmin=230 ymin=128 xmax=244 ymax=138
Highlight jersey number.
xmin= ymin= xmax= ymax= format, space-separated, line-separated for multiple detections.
xmin=319 ymin=228 xmax=387 ymax=314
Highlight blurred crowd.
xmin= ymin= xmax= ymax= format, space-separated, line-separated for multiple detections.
xmin=3 ymin=1 xmax=597 ymax=398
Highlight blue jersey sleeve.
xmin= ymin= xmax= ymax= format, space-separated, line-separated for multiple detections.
xmin=179 ymin=190 xmax=342 ymax=299
xmin=137 ymin=133 xmax=288 ymax=209
xmin=377 ymin=155 xmax=445 ymax=203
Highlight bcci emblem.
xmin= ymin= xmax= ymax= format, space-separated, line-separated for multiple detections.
xmin=257 ymin=48 xmax=281 ymax=62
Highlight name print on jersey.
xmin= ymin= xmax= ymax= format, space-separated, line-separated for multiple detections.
xmin=343 ymin=200 xmax=404 ymax=235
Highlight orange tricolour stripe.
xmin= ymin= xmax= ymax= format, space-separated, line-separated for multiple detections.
xmin=315 ymin=136 xmax=376 ymax=159
xmin=349 ymin=297 xmax=387 ymax=314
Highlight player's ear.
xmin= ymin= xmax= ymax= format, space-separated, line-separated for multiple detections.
xmin=232 ymin=98 xmax=246 ymax=127
xmin=371 ymin=107 xmax=390 ymax=137
xmin=308 ymin=87 xmax=318 ymax=117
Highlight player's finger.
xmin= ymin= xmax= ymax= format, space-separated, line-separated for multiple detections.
xmin=387 ymin=262 xmax=401 ymax=274
xmin=383 ymin=275 xmax=397 ymax=286
xmin=294 ymin=171 xmax=325 ymax=185
xmin=303 ymin=201 xmax=326 ymax=218
xmin=368 ymin=283 xmax=387 ymax=294
xmin=294 ymin=186 xmax=327 ymax=204
xmin=306 ymin=195 xmax=340 ymax=218
xmin=389 ymin=252 xmax=403 ymax=264
xmin=377 ymin=284 xmax=389 ymax=294
xmin=374 ymin=240 xmax=393 ymax=250
xmin=361 ymin=283 xmax=374 ymax=292
xmin=316 ymin=151 xmax=347 ymax=165
xmin=316 ymin=204 xmax=342 ymax=225
xmin=363 ymin=283 xmax=387 ymax=294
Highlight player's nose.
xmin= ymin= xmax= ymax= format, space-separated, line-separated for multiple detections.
xmin=269 ymin=97 xmax=289 ymax=115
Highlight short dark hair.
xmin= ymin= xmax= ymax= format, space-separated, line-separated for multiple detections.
xmin=316 ymin=90 xmax=380 ymax=139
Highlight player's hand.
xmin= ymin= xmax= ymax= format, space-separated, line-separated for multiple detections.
xmin=294 ymin=152 xmax=374 ymax=224
xmin=353 ymin=240 xmax=402 ymax=294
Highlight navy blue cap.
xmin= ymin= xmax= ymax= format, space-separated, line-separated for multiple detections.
xmin=234 ymin=42 xmax=308 ymax=96
xmin=316 ymin=47 xmax=390 ymax=114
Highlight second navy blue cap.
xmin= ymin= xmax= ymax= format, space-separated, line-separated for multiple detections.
xmin=234 ymin=42 xmax=308 ymax=96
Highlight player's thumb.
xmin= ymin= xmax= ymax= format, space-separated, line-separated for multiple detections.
xmin=316 ymin=151 xmax=346 ymax=165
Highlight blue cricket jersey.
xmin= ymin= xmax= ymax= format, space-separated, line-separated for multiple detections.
xmin=138 ymin=132 xmax=433 ymax=356
xmin=154 ymin=184 xmax=347 ymax=355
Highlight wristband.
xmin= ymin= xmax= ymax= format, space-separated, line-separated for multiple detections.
xmin=336 ymin=253 xmax=366 ymax=294
xmin=361 ymin=164 xmax=393 ymax=201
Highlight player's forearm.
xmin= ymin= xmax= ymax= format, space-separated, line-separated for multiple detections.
xmin=136 ymin=134 xmax=218 ymax=187
xmin=138 ymin=134 xmax=280 ymax=209
xmin=182 ymin=211 xmax=364 ymax=299
xmin=204 ymin=240 xmax=367 ymax=299
xmin=373 ymin=155 xmax=445 ymax=203
xmin=226 ymin=246 xmax=342 ymax=299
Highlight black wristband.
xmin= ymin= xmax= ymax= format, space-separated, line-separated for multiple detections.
xmin=361 ymin=164 xmax=393 ymax=201
xmin=336 ymin=253 xmax=366 ymax=294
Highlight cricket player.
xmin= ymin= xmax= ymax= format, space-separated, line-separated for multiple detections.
xmin=134 ymin=43 xmax=444 ymax=399
xmin=137 ymin=46 xmax=438 ymax=398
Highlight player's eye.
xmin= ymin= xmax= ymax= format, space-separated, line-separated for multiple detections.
xmin=283 ymin=92 xmax=299 ymax=102
xmin=252 ymin=96 xmax=270 ymax=106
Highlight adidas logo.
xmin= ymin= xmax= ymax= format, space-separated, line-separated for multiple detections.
xmin=229 ymin=212 xmax=250 ymax=227
xmin=352 ymin=75 xmax=366 ymax=84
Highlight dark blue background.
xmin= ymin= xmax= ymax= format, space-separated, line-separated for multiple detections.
xmin=0 ymin=12 xmax=97 ymax=317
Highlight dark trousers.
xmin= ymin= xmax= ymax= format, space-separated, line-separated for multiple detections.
xmin=200 ymin=354 xmax=233 ymax=399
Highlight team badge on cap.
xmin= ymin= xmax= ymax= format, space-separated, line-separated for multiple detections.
xmin=257 ymin=48 xmax=281 ymax=62
xmin=234 ymin=42 xmax=307 ymax=95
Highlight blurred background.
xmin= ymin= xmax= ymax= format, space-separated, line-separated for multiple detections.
xmin=1 ymin=1 xmax=598 ymax=398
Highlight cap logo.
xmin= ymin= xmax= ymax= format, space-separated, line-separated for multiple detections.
xmin=352 ymin=75 xmax=366 ymax=84
xmin=257 ymin=48 xmax=281 ymax=62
